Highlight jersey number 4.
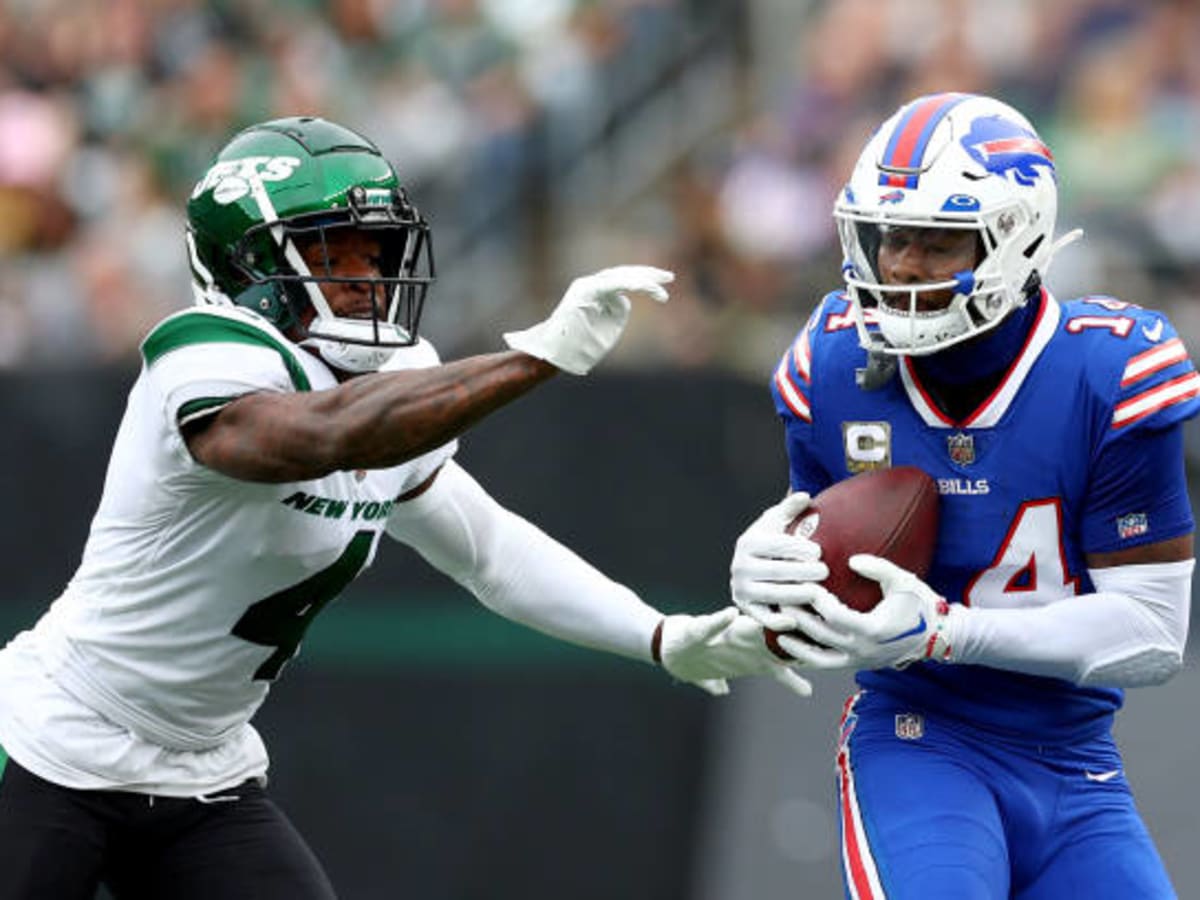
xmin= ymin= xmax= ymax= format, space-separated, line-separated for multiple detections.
xmin=963 ymin=499 xmax=1081 ymax=607
xmin=231 ymin=530 xmax=376 ymax=680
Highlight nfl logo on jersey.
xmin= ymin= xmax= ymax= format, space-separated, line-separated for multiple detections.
xmin=947 ymin=432 xmax=975 ymax=465
xmin=1117 ymin=512 xmax=1149 ymax=540
xmin=895 ymin=713 xmax=924 ymax=740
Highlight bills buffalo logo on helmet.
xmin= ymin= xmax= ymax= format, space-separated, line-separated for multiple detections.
xmin=960 ymin=116 xmax=1055 ymax=187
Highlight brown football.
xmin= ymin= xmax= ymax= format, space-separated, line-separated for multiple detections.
xmin=763 ymin=466 xmax=940 ymax=660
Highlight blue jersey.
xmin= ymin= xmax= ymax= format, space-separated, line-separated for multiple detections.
xmin=771 ymin=289 xmax=1200 ymax=741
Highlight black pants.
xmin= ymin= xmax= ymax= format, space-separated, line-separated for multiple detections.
xmin=0 ymin=756 xmax=337 ymax=900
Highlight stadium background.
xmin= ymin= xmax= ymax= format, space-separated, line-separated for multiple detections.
xmin=2 ymin=1 xmax=1199 ymax=897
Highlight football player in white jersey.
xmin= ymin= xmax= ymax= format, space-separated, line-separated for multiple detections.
xmin=0 ymin=117 xmax=812 ymax=900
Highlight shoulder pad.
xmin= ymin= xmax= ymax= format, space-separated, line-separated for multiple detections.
xmin=771 ymin=291 xmax=866 ymax=423
xmin=141 ymin=307 xmax=311 ymax=392
xmin=1063 ymin=297 xmax=1200 ymax=431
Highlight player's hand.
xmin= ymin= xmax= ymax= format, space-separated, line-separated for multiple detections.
xmin=799 ymin=554 xmax=960 ymax=669
xmin=658 ymin=608 xmax=816 ymax=698
xmin=503 ymin=265 xmax=673 ymax=375
xmin=730 ymin=492 xmax=829 ymax=632
xmin=765 ymin=583 xmax=859 ymax=668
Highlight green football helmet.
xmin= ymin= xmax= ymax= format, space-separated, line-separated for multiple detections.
xmin=185 ymin=116 xmax=435 ymax=372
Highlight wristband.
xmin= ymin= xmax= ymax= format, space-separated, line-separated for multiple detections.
xmin=651 ymin=618 xmax=665 ymax=664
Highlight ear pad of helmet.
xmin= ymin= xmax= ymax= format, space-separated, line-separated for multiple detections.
xmin=231 ymin=282 xmax=301 ymax=333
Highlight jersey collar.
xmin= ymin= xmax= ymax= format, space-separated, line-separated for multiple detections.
xmin=899 ymin=289 xmax=1061 ymax=428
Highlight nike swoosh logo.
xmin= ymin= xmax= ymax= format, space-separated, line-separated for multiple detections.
xmin=1142 ymin=319 xmax=1164 ymax=342
xmin=1084 ymin=769 xmax=1121 ymax=783
xmin=882 ymin=616 xmax=927 ymax=644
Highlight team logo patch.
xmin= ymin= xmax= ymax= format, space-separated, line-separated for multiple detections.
xmin=941 ymin=193 xmax=980 ymax=212
xmin=843 ymin=421 xmax=892 ymax=473
xmin=191 ymin=155 xmax=303 ymax=205
xmin=947 ymin=432 xmax=975 ymax=465
xmin=895 ymin=713 xmax=924 ymax=740
xmin=1117 ymin=512 xmax=1149 ymax=540
xmin=879 ymin=189 xmax=905 ymax=205
xmin=960 ymin=115 xmax=1054 ymax=187
xmin=938 ymin=477 xmax=990 ymax=496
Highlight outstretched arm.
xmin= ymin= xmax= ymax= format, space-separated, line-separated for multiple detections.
xmin=386 ymin=461 xmax=814 ymax=696
xmin=185 ymin=265 xmax=673 ymax=483
xmin=186 ymin=350 xmax=555 ymax=483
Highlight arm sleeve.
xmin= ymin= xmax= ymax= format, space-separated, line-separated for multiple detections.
xmin=951 ymin=558 xmax=1193 ymax=686
xmin=384 ymin=460 xmax=662 ymax=661
xmin=949 ymin=320 xmax=1197 ymax=685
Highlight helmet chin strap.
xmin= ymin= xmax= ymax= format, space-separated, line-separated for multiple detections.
xmin=855 ymin=351 xmax=898 ymax=390
xmin=303 ymin=334 xmax=397 ymax=373
xmin=301 ymin=318 xmax=412 ymax=373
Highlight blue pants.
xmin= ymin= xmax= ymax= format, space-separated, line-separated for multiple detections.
xmin=835 ymin=690 xmax=1175 ymax=900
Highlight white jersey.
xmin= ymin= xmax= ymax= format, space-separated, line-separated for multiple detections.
xmin=0 ymin=306 xmax=456 ymax=795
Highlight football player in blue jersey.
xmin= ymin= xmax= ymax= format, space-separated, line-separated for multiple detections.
xmin=730 ymin=93 xmax=1196 ymax=899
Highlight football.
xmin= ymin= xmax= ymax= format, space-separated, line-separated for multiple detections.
xmin=763 ymin=466 xmax=940 ymax=659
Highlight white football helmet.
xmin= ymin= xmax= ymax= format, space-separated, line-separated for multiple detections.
xmin=835 ymin=93 xmax=1076 ymax=356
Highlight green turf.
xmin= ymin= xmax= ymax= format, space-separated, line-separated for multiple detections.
xmin=0 ymin=589 xmax=701 ymax=673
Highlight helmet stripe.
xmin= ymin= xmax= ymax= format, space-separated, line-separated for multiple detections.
xmin=245 ymin=170 xmax=333 ymax=321
xmin=185 ymin=231 xmax=215 ymax=287
xmin=879 ymin=93 xmax=968 ymax=187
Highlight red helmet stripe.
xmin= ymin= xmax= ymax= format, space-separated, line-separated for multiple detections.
xmin=879 ymin=93 xmax=968 ymax=185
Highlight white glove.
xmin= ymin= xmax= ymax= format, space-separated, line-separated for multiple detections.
xmin=730 ymin=492 xmax=829 ymax=632
xmin=658 ymin=608 xmax=815 ymax=697
xmin=796 ymin=554 xmax=961 ymax=670
xmin=503 ymin=265 xmax=673 ymax=375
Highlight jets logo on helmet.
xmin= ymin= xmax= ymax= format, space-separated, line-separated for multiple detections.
xmin=191 ymin=156 xmax=303 ymax=205
xmin=185 ymin=117 xmax=435 ymax=373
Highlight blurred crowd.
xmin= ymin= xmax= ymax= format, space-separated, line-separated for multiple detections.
xmin=639 ymin=0 xmax=1200 ymax=376
xmin=2 ymin=0 xmax=1200 ymax=377
xmin=0 ymin=0 xmax=692 ymax=366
